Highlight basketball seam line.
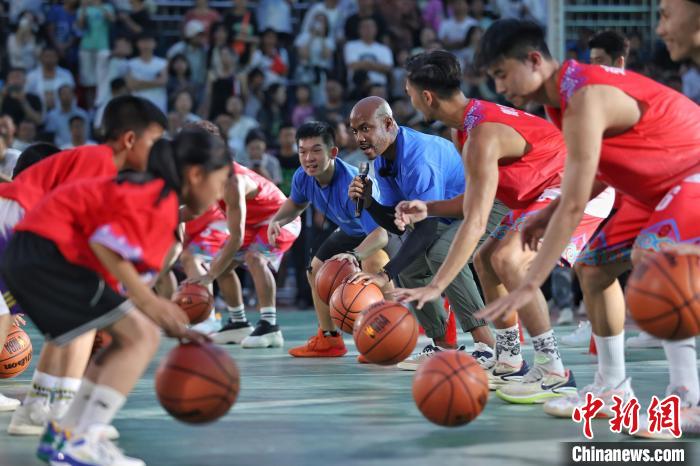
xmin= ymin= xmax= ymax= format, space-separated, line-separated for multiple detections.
xmin=363 ymin=311 xmax=412 ymax=356
xmin=160 ymin=364 xmax=237 ymax=392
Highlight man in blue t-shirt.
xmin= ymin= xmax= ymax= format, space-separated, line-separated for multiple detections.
xmin=347 ymin=96 xmax=507 ymax=370
xmin=268 ymin=121 xmax=399 ymax=358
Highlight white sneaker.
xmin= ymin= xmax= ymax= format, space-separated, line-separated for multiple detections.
xmin=556 ymin=307 xmax=574 ymax=325
xmin=543 ymin=375 xmax=635 ymax=418
xmin=8 ymin=401 xmax=50 ymax=435
xmin=51 ymin=424 xmax=144 ymax=466
xmin=471 ymin=342 xmax=496 ymax=370
xmin=190 ymin=311 xmax=220 ymax=334
xmin=560 ymin=321 xmax=592 ymax=347
xmin=625 ymin=331 xmax=663 ymax=349
xmin=397 ymin=344 xmax=443 ymax=371
xmin=211 ymin=319 xmax=253 ymax=345
xmin=496 ymin=364 xmax=578 ymax=404
xmin=49 ymin=401 xmax=120 ymax=440
xmin=488 ymin=360 xmax=530 ymax=390
xmin=0 ymin=393 xmax=20 ymax=412
xmin=240 ymin=320 xmax=283 ymax=348
xmin=630 ymin=386 xmax=700 ymax=439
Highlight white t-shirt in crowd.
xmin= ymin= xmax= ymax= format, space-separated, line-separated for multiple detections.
xmin=127 ymin=56 xmax=168 ymax=113
xmin=0 ymin=149 xmax=21 ymax=179
xmin=227 ymin=116 xmax=259 ymax=158
xmin=438 ymin=16 xmax=479 ymax=44
xmin=343 ymin=40 xmax=393 ymax=85
xmin=25 ymin=67 xmax=76 ymax=110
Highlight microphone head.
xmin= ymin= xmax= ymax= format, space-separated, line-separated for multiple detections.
xmin=359 ymin=161 xmax=370 ymax=176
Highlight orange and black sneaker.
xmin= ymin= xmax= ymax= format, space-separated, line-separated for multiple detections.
xmin=288 ymin=329 xmax=347 ymax=357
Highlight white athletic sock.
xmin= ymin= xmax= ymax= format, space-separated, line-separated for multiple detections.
xmin=531 ymin=329 xmax=565 ymax=376
xmin=58 ymin=379 xmax=95 ymax=431
xmin=228 ymin=304 xmax=247 ymax=323
xmin=495 ymin=324 xmax=523 ymax=367
xmin=260 ymin=306 xmax=276 ymax=326
xmin=593 ymin=331 xmax=626 ymax=387
xmin=52 ymin=377 xmax=83 ymax=406
xmin=75 ymin=385 xmax=125 ymax=435
xmin=663 ymin=338 xmax=699 ymax=407
xmin=24 ymin=371 xmax=59 ymax=406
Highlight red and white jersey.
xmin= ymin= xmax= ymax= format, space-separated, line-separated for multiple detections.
xmin=228 ymin=162 xmax=286 ymax=228
xmin=548 ymin=60 xmax=700 ymax=208
xmin=455 ymin=99 xmax=565 ymax=210
xmin=0 ymin=145 xmax=117 ymax=211
xmin=186 ymin=162 xmax=287 ymax=237
xmin=15 ymin=177 xmax=179 ymax=291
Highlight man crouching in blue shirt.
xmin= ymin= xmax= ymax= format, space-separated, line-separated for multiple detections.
xmin=347 ymin=96 xmax=507 ymax=371
xmin=268 ymin=121 xmax=399 ymax=358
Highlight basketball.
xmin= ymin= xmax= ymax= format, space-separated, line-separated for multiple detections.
xmin=412 ymin=351 xmax=488 ymax=427
xmin=315 ymin=259 xmax=359 ymax=305
xmin=173 ymin=283 xmax=214 ymax=324
xmin=90 ymin=330 xmax=113 ymax=357
xmin=0 ymin=326 xmax=33 ymax=379
xmin=155 ymin=342 xmax=240 ymax=424
xmin=353 ymin=301 xmax=418 ymax=365
xmin=329 ymin=282 xmax=384 ymax=334
xmin=626 ymin=250 xmax=700 ymax=340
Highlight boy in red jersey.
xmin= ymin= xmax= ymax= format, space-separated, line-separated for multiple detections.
xmin=476 ymin=20 xmax=700 ymax=436
xmin=0 ymin=96 xmax=168 ymax=435
xmin=391 ymin=51 xmax=614 ymax=403
xmin=0 ymin=128 xmax=231 ymax=466
xmin=187 ymin=160 xmax=300 ymax=348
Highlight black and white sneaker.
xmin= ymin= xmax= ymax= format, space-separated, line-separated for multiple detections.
xmin=211 ymin=319 xmax=253 ymax=345
xmin=240 ymin=320 xmax=284 ymax=348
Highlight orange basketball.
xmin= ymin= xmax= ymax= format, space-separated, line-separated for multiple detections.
xmin=155 ymin=342 xmax=240 ymax=424
xmin=353 ymin=301 xmax=418 ymax=365
xmin=173 ymin=283 xmax=214 ymax=324
xmin=0 ymin=326 xmax=33 ymax=378
xmin=329 ymin=282 xmax=384 ymax=334
xmin=626 ymin=251 xmax=700 ymax=340
xmin=412 ymin=351 xmax=488 ymax=427
xmin=90 ymin=330 xmax=113 ymax=357
xmin=314 ymin=259 xmax=359 ymax=305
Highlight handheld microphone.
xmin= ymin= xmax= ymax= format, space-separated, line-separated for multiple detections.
xmin=355 ymin=162 xmax=370 ymax=217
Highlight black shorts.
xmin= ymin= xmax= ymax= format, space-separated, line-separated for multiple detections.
xmin=0 ymin=232 xmax=132 ymax=346
xmin=311 ymin=229 xmax=404 ymax=263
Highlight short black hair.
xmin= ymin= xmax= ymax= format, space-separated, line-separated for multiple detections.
xmin=69 ymin=114 xmax=85 ymax=125
xmin=245 ymin=128 xmax=267 ymax=146
xmin=405 ymin=50 xmax=462 ymax=98
xmin=588 ymin=30 xmax=629 ymax=62
xmin=13 ymin=143 xmax=60 ymax=178
xmin=101 ymin=95 xmax=168 ymax=141
xmin=296 ymin=121 xmax=336 ymax=148
xmin=475 ymin=19 xmax=551 ymax=69
xmin=110 ymin=77 xmax=127 ymax=92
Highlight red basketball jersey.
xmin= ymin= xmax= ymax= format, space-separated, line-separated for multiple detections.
xmin=456 ymin=99 xmax=565 ymax=209
xmin=185 ymin=204 xmax=227 ymax=239
xmin=228 ymin=162 xmax=286 ymax=227
xmin=0 ymin=145 xmax=118 ymax=211
xmin=550 ymin=60 xmax=700 ymax=208
xmin=15 ymin=177 xmax=179 ymax=290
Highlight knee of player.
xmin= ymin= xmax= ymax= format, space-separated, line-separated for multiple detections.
xmin=307 ymin=258 xmax=323 ymax=284
xmin=112 ymin=312 xmax=160 ymax=352
xmin=361 ymin=252 xmax=387 ymax=274
xmin=244 ymin=250 xmax=265 ymax=268
xmin=489 ymin=246 xmax=521 ymax=278
xmin=574 ymin=262 xmax=616 ymax=291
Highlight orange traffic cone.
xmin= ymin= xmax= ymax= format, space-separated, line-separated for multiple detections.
xmin=445 ymin=298 xmax=457 ymax=347
xmin=518 ymin=319 xmax=525 ymax=343
xmin=588 ymin=335 xmax=597 ymax=355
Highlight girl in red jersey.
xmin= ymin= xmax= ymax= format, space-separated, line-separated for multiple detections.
xmin=0 ymin=128 xmax=231 ymax=466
